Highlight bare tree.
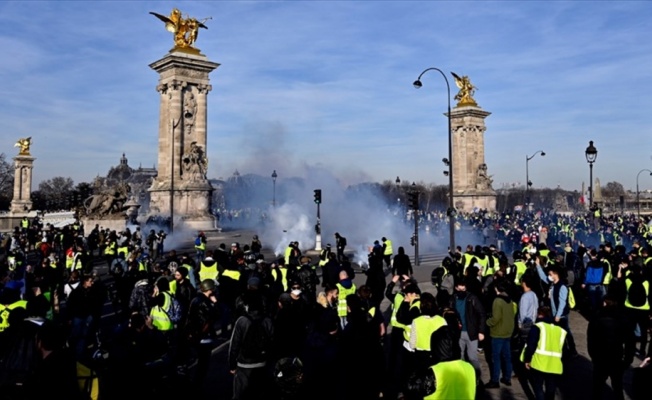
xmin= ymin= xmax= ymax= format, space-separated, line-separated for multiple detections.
xmin=0 ymin=153 xmax=14 ymax=210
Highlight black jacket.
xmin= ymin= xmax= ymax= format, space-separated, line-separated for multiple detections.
xmin=228 ymin=311 xmax=274 ymax=370
xmin=451 ymin=291 xmax=486 ymax=341
xmin=587 ymin=307 xmax=626 ymax=363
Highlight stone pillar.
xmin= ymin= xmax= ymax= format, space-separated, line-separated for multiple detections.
xmin=449 ymin=106 xmax=496 ymax=212
xmin=10 ymin=155 xmax=35 ymax=214
xmin=148 ymin=51 xmax=220 ymax=231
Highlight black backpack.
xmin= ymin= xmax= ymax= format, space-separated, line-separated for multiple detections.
xmin=627 ymin=277 xmax=647 ymax=308
xmin=240 ymin=316 xmax=271 ymax=360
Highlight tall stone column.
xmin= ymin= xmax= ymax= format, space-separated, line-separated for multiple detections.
xmin=148 ymin=51 xmax=220 ymax=231
xmin=10 ymin=155 xmax=35 ymax=214
xmin=449 ymin=106 xmax=496 ymax=212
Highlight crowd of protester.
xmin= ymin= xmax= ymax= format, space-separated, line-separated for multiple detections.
xmin=0 ymin=209 xmax=651 ymax=399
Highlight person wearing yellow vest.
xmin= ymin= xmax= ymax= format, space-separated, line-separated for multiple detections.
xmin=521 ymin=306 xmax=567 ymax=400
xmin=409 ymin=292 xmax=448 ymax=371
xmin=406 ymin=324 xmax=476 ymax=400
xmin=194 ymin=231 xmax=207 ymax=265
xmin=335 ymin=270 xmax=356 ymax=329
xmin=385 ymin=274 xmax=409 ymax=398
xmin=619 ymin=263 xmax=650 ymax=367
xmin=198 ymin=250 xmax=219 ymax=284
xmin=150 ymin=291 xmax=174 ymax=332
xmin=396 ymin=282 xmax=421 ymax=399
xmin=381 ymin=237 xmax=393 ymax=268
xmin=0 ymin=292 xmax=28 ymax=332
xmin=511 ymin=251 xmax=528 ymax=285
xmin=271 ymin=259 xmax=290 ymax=293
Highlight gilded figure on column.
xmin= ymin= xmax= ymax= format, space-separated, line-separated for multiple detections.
xmin=14 ymin=137 xmax=32 ymax=156
xmin=150 ymin=8 xmax=212 ymax=52
xmin=451 ymin=72 xmax=478 ymax=107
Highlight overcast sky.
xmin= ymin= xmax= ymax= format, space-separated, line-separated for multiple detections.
xmin=1 ymin=1 xmax=651 ymax=192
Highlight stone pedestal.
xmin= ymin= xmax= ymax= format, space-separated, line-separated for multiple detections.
xmin=449 ymin=106 xmax=496 ymax=212
xmin=148 ymin=51 xmax=220 ymax=231
xmin=10 ymin=155 xmax=35 ymax=214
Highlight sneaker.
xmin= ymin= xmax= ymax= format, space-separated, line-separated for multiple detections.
xmin=477 ymin=348 xmax=484 ymax=355
xmin=485 ymin=382 xmax=500 ymax=389
xmin=500 ymin=378 xmax=512 ymax=386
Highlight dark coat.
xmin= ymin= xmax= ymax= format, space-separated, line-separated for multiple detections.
xmin=451 ymin=291 xmax=486 ymax=341
xmin=587 ymin=307 xmax=627 ymax=363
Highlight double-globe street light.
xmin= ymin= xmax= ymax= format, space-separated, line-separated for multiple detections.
xmin=636 ymin=169 xmax=652 ymax=218
xmin=585 ymin=141 xmax=598 ymax=207
xmin=413 ymin=67 xmax=455 ymax=251
xmin=525 ymin=150 xmax=545 ymax=210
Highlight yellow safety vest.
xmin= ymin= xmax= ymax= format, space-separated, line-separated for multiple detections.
xmin=169 ymin=279 xmax=177 ymax=295
xmin=425 ymin=360 xmax=476 ymax=400
xmin=195 ymin=240 xmax=206 ymax=251
xmin=520 ymin=322 xmax=566 ymax=375
xmin=104 ymin=242 xmax=116 ymax=256
xmin=335 ymin=283 xmax=357 ymax=317
xmin=117 ymin=246 xmax=129 ymax=258
xmin=0 ymin=300 xmax=28 ymax=332
xmin=272 ymin=268 xmax=289 ymax=292
xmin=390 ymin=292 xmax=406 ymax=329
xmin=625 ymin=279 xmax=650 ymax=310
xmin=463 ymin=253 xmax=475 ymax=269
xmin=383 ymin=240 xmax=393 ymax=256
xmin=412 ymin=315 xmax=447 ymax=351
xmin=222 ymin=269 xmax=241 ymax=282
xmin=284 ymin=246 xmax=293 ymax=265
xmin=199 ymin=262 xmax=219 ymax=282
xmin=403 ymin=299 xmax=421 ymax=341
xmin=539 ymin=249 xmax=550 ymax=259
xmin=513 ymin=261 xmax=527 ymax=284
xmin=150 ymin=305 xmax=173 ymax=331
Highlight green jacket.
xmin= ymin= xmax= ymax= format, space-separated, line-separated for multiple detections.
xmin=486 ymin=294 xmax=515 ymax=339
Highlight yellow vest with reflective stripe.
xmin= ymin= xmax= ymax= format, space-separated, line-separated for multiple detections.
xmin=169 ymin=279 xmax=178 ymax=295
xmin=390 ymin=292 xmax=406 ymax=329
xmin=625 ymin=279 xmax=650 ymax=310
xmin=199 ymin=262 xmax=219 ymax=282
xmin=0 ymin=300 xmax=28 ymax=332
xmin=335 ymin=283 xmax=357 ymax=317
xmin=403 ymin=299 xmax=421 ymax=341
xmin=520 ymin=322 xmax=566 ymax=374
xmin=150 ymin=305 xmax=173 ymax=331
xmin=284 ymin=246 xmax=293 ymax=265
xmin=413 ymin=315 xmax=447 ymax=351
xmin=425 ymin=360 xmax=476 ymax=400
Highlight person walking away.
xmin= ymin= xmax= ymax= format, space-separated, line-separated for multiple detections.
xmin=194 ymin=231 xmax=207 ymax=266
xmin=587 ymin=295 xmax=626 ymax=400
xmin=582 ymin=249 xmax=610 ymax=315
xmin=392 ymin=246 xmax=413 ymax=277
xmin=334 ymin=232 xmax=347 ymax=262
xmin=619 ymin=262 xmax=650 ymax=366
xmin=382 ymin=237 xmax=393 ymax=269
xmin=409 ymin=292 xmax=447 ymax=371
xmin=229 ymin=294 xmax=274 ymax=400
xmin=521 ymin=306 xmax=567 ymax=400
xmin=485 ymin=280 xmax=515 ymax=388
xmin=514 ymin=274 xmax=539 ymax=399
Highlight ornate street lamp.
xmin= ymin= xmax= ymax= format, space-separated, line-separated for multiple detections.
xmin=585 ymin=141 xmax=598 ymax=207
xmin=636 ymin=169 xmax=652 ymax=218
xmin=525 ymin=150 xmax=545 ymax=210
xmin=413 ymin=67 xmax=455 ymax=251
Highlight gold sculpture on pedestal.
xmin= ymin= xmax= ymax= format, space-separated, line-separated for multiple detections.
xmin=14 ymin=137 xmax=32 ymax=156
xmin=451 ymin=72 xmax=478 ymax=107
xmin=150 ymin=8 xmax=212 ymax=54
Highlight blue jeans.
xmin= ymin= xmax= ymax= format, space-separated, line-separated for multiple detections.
xmin=491 ymin=337 xmax=512 ymax=383
xmin=586 ymin=284 xmax=605 ymax=311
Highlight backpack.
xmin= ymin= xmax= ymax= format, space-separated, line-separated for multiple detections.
xmin=627 ymin=278 xmax=647 ymax=308
xmin=164 ymin=293 xmax=183 ymax=324
xmin=194 ymin=237 xmax=202 ymax=246
xmin=240 ymin=316 xmax=271 ymax=360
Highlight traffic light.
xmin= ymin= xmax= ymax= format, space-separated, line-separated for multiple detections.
xmin=408 ymin=191 xmax=419 ymax=210
xmin=410 ymin=234 xmax=416 ymax=246
xmin=314 ymin=189 xmax=322 ymax=204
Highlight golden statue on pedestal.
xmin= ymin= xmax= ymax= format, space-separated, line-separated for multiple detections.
xmin=150 ymin=8 xmax=212 ymax=53
xmin=451 ymin=72 xmax=478 ymax=107
xmin=14 ymin=137 xmax=32 ymax=156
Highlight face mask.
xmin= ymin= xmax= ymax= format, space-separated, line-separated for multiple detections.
xmin=291 ymin=289 xmax=302 ymax=296
xmin=547 ymin=276 xmax=554 ymax=282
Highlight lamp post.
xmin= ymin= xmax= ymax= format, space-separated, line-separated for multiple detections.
xmin=271 ymin=170 xmax=278 ymax=207
xmin=525 ymin=150 xmax=545 ymax=211
xmin=636 ymin=169 xmax=652 ymax=218
xmin=585 ymin=141 xmax=598 ymax=208
xmin=414 ymin=67 xmax=455 ymax=251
